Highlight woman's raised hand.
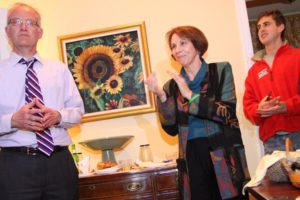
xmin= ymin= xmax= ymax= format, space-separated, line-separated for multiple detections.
xmin=145 ymin=73 xmax=166 ymax=102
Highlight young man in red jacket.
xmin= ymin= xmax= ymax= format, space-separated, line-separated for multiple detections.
xmin=243 ymin=10 xmax=300 ymax=154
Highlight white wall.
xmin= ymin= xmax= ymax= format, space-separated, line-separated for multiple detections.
xmin=0 ymin=8 xmax=9 ymax=59
xmin=0 ymin=0 xmax=261 ymax=175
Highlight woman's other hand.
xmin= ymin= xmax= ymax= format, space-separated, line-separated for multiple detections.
xmin=145 ymin=73 xmax=167 ymax=102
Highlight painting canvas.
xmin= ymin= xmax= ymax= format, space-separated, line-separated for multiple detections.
xmin=58 ymin=22 xmax=155 ymax=122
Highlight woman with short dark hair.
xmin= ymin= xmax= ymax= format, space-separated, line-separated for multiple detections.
xmin=146 ymin=26 xmax=249 ymax=200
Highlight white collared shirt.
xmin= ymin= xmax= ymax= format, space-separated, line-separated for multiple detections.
xmin=0 ymin=52 xmax=84 ymax=147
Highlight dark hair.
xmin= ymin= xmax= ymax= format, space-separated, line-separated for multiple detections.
xmin=256 ymin=10 xmax=286 ymax=41
xmin=166 ymin=26 xmax=208 ymax=55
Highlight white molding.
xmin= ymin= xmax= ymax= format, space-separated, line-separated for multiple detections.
xmin=235 ymin=0 xmax=254 ymax=69
xmin=235 ymin=0 xmax=264 ymax=171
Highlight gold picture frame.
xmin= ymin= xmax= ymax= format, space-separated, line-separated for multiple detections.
xmin=58 ymin=22 xmax=155 ymax=122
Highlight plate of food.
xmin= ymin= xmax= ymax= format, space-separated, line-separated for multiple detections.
xmin=79 ymin=172 xmax=95 ymax=178
xmin=96 ymin=165 xmax=120 ymax=174
xmin=96 ymin=161 xmax=119 ymax=174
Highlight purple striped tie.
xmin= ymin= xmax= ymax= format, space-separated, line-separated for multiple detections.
xmin=20 ymin=58 xmax=54 ymax=156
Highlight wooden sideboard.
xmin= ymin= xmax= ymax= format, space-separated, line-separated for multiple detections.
xmin=79 ymin=165 xmax=181 ymax=200
xmin=246 ymin=178 xmax=300 ymax=200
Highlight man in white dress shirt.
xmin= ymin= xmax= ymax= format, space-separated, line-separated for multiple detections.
xmin=0 ymin=2 xmax=84 ymax=199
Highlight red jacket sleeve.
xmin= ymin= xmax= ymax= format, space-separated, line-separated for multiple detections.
xmin=243 ymin=71 xmax=264 ymax=125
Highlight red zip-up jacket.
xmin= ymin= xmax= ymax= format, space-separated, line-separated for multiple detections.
xmin=243 ymin=44 xmax=300 ymax=142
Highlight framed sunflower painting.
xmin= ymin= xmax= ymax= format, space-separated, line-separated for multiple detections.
xmin=58 ymin=22 xmax=155 ymax=122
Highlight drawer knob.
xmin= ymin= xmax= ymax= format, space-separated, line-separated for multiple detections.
xmin=127 ymin=182 xmax=143 ymax=192
xmin=88 ymin=184 xmax=96 ymax=190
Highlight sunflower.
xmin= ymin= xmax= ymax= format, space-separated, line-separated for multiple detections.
xmin=73 ymin=46 xmax=83 ymax=56
xmin=112 ymin=46 xmax=124 ymax=57
xmin=66 ymin=44 xmax=84 ymax=58
xmin=90 ymin=84 xmax=105 ymax=100
xmin=73 ymin=45 xmax=120 ymax=89
xmin=114 ymin=34 xmax=132 ymax=47
xmin=105 ymin=75 xmax=123 ymax=95
xmin=129 ymin=41 xmax=140 ymax=53
xmin=122 ymin=94 xmax=145 ymax=107
xmin=105 ymin=99 xmax=119 ymax=110
xmin=116 ymin=55 xmax=133 ymax=74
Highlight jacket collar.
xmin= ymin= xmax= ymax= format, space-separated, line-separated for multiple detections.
xmin=251 ymin=40 xmax=288 ymax=62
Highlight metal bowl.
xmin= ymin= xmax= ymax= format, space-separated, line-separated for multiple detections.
xmin=79 ymin=135 xmax=134 ymax=151
xmin=79 ymin=135 xmax=134 ymax=163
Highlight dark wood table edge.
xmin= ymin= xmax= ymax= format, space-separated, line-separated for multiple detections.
xmin=245 ymin=186 xmax=266 ymax=200
xmin=245 ymin=179 xmax=300 ymax=200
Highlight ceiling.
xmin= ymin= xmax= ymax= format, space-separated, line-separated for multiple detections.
xmin=246 ymin=0 xmax=300 ymax=20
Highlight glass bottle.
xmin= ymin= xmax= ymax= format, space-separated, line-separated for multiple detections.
xmin=71 ymin=144 xmax=80 ymax=166
xmin=139 ymin=144 xmax=153 ymax=162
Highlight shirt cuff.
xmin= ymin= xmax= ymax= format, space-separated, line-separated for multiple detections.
xmin=54 ymin=111 xmax=62 ymax=127
xmin=0 ymin=114 xmax=18 ymax=134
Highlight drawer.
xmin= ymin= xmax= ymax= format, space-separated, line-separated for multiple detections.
xmin=155 ymin=170 xmax=178 ymax=191
xmin=80 ymin=194 xmax=154 ymax=200
xmin=155 ymin=169 xmax=180 ymax=200
xmin=79 ymin=175 xmax=153 ymax=199
xmin=156 ymin=193 xmax=181 ymax=200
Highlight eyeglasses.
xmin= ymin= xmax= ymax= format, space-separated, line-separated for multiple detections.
xmin=7 ymin=18 xmax=39 ymax=28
